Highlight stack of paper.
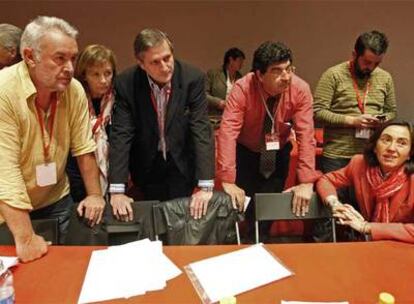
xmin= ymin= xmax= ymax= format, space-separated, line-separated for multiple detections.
xmin=185 ymin=244 xmax=293 ymax=304
xmin=78 ymin=239 xmax=181 ymax=304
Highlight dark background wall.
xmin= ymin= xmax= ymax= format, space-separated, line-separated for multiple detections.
xmin=1 ymin=1 xmax=412 ymax=120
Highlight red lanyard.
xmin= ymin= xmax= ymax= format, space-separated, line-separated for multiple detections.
xmin=349 ymin=61 xmax=370 ymax=114
xmin=35 ymin=94 xmax=58 ymax=162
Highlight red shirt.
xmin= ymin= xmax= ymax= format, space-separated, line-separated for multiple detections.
xmin=217 ymin=72 xmax=318 ymax=184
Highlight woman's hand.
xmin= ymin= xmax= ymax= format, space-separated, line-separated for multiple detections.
xmin=333 ymin=204 xmax=371 ymax=234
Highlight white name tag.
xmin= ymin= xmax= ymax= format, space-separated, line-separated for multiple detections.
xmin=355 ymin=128 xmax=371 ymax=139
xmin=265 ymin=133 xmax=280 ymax=151
xmin=36 ymin=162 xmax=57 ymax=187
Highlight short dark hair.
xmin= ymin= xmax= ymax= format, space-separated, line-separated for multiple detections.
xmin=222 ymin=47 xmax=245 ymax=70
xmin=354 ymin=30 xmax=389 ymax=57
xmin=252 ymin=41 xmax=292 ymax=74
xmin=364 ymin=120 xmax=414 ymax=174
xmin=133 ymin=28 xmax=173 ymax=59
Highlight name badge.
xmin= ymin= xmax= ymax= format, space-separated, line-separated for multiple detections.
xmin=265 ymin=133 xmax=280 ymax=151
xmin=36 ymin=162 xmax=57 ymax=187
xmin=355 ymin=128 xmax=372 ymax=139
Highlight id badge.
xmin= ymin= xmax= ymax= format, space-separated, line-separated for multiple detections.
xmin=355 ymin=128 xmax=371 ymax=139
xmin=265 ymin=133 xmax=280 ymax=151
xmin=36 ymin=162 xmax=57 ymax=187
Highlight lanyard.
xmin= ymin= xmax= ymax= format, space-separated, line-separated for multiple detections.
xmin=259 ymin=85 xmax=290 ymax=134
xmin=35 ymin=94 xmax=58 ymax=162
xmin=349 ymin=61 xmax=370 ymax=114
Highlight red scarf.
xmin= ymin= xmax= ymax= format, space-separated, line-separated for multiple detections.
xmin=366 ymin=165 xmax=407 ymax=223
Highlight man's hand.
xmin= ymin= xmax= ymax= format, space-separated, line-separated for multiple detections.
xmin=77 ymin=194 xmax=105 ymax=227
xmin=222 ymin=182 xmax=245 ymax=212
xmin=333 ymin=204 xmax=370 ymax=233
xmin=110 ymin=193 xmax=134 ymax=222
xmin=284 ymin=182 xmax=313 ymax=217
xmin=190 ymin=190 xmax=213 ymax=219
xmin=218 ymin=99 xmax=226 ymax=110
xmin=15 ymin=233 xmax=48 ymax=263
xmin=347 ymin=114 xmax=379 ymax=128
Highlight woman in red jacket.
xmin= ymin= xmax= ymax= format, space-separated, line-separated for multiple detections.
xmin=316 ymin=121 xmax=414 ymax=243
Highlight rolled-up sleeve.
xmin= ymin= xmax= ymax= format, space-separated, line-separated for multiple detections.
xmin=68 ymin=81 xmax=96 ymax=157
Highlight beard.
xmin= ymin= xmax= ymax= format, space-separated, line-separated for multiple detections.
xmin=354 ymin=59 xmax=372 ymax=79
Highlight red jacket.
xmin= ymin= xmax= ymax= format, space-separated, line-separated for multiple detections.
xmin=217 ymin=72 xmax=318 ymax=184
xmin=317 ymin=154 xmax=414 ymax=243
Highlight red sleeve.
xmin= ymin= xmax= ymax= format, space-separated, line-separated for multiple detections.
xmin=316 ymin=156 xmax=357 ymax=202
xmin=293 ymin=82 xmax=321 ymax=183
xmin=216 ymin=83 xmax=246 ymax=183
xmin=371 ymin=223 xmax=414 ymax=243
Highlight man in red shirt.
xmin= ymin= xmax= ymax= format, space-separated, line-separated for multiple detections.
xmin=217 ymin=41 xmax=320 ymax=230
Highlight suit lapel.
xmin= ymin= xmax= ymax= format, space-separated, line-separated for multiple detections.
xmin=218 ymin=69 xmax=226 ymax=86
xmin=135 ymin=68 xmax=159 ymax=136
xmin=165 ymin=61 xmax=183 ymax=132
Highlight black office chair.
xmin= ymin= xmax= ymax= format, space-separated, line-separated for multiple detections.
xmin=254 ymin=192 xmax=336 ymax=243
xmin=0 ymin=218 xmax=58 ymax=245
xmin=65 ymin=200 xmax=159 ymax=246
xmin=153 ymin=192 xmax=243 ymax=245
xmin=104 ymin=200 xmax=159 ymax=245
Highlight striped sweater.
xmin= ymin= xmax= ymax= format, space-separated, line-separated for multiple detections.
xmin=313 ymin=61 xmax=396 ymax=159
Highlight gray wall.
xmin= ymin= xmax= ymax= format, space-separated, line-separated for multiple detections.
xmin=1 ymin=0 xmax=412 ymax=120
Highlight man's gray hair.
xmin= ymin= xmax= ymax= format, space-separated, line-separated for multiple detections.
xmin=0 ymin=24 xmax=22 ymax=50
xmin=20 ymin=16 xmax=78 ymax=58
xmin=133 ymin=28 xmax=173 ymax=59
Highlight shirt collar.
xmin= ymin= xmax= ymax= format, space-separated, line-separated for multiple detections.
xmin=17 ymin=61 xmax=37 ymax=102
xmin=147 ymin=75 xmax=171 ymax=94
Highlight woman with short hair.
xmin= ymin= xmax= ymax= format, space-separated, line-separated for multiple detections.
xmin=316 ymin=121 xmax=414 ymax=243
xmin=67 ymin=44 xmax=116 ymax=202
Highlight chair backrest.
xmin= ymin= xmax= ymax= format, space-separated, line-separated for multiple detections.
xmin=254 ymin=192 xmax=336 ymax=242
xmin=255 ymin=192 xmax=331 ymax=221
xmin=0 ymin=218 xmax=58 ymax=245
xmin=105 ymin=200 xmax=159 ymax=246
xmin=153 ymin=192 xmax=242 ymax=245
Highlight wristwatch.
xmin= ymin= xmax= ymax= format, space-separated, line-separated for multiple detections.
xmin=200 ymin=186 xmax=214 ymax=192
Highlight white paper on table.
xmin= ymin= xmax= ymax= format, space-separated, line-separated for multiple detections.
xmin=78 ymin=239 xmax=182 ymax=304
xmin=281 ymin=301 xmax=349 ymax=304
xmin=78 ymin=249 xmax=141 ymax=304
xmin=185 ymin=243 xmax=293 ymax=304
xmin=0 ymin=257 xmax=18 ymax=276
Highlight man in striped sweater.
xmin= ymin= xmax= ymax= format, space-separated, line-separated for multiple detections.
xmin=314 ymin=30 xmax=396 ymax=201
xmin=313 ymin=30 xmax=397 ymax=241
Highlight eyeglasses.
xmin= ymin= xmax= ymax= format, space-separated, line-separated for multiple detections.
xmin=268 ymin=65 xmax=296 ymax=77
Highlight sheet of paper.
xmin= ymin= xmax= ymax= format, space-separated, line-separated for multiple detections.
xmin=78 ymin=239 xmax=181 ymax=304
xmin=187 ymin=244 xmax=292 ymax=303
xmin=0 ymin=256 xmax=18 ymax=276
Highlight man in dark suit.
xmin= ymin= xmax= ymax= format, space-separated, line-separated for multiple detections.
xmin=109 ymin=28 xmax=215 ymax=221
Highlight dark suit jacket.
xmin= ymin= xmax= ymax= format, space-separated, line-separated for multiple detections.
xmin=109 ymin=60 xmax=215 ymax=187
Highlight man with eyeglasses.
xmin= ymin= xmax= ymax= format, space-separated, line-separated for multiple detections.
xmin=217 ymin=41 xmax=320 ymax=237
